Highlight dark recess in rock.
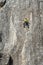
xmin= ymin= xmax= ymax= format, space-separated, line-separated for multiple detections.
xmin=0 ymin=32 xmax=2 ymax=42
xmin=0 ymin=53 xmax=3 ymax=60
xmin=0 ymin=0 xmax=6 ymax=7
xmin=7 ymin=56 xmax=13 ymax=65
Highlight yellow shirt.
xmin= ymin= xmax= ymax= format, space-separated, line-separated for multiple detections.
xmin=24 ymin=18 xmax=29 ymax=22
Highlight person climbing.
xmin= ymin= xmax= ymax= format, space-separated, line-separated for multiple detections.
xmin=23 ymin=18 xmax=30 ymax=28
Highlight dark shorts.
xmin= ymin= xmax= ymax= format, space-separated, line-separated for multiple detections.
xmin=23 ymin=22 xmax=29 ymax=28
xmin=25 ymin=22 xmax=29 ymax=25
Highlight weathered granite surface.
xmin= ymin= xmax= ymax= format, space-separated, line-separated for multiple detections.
xmin=0 ymin=0 xmax=43 ymax=65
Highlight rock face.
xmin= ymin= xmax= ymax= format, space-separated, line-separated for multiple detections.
xmin=0 ymin=0 xmax=43 ymax=65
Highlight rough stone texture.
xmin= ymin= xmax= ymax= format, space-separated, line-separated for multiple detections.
xmin=0 ymin=0 xmax=43 ymax=65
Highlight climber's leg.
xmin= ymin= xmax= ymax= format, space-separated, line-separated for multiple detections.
xmin=23 ymin=23 xmax=26 ymax=28
xmin=26 ymin=22 xmax=29 ymax=28
xmin=27 ymin=23 xmax=29 ymax=28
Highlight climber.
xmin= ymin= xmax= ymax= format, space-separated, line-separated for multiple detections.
xmin=23 ymin=18 xmax=30 ymax=28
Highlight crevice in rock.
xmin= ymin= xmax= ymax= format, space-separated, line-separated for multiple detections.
xmin=7 ymin=56 xmax=13 ymax=65
xmin=0 ymin=32 xmax=2 ymax=42
xmin=0 ymin=0 xmax=6 ymax=8
xmin=0 ymin=53 xmax=3 ymax=60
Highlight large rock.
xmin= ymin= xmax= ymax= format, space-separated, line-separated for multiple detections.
xmin=0 ymin=0 xmax=43 ymax=65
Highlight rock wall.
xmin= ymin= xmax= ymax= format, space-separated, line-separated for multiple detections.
xmin=0 ymin=0 xmax=43 ymax=65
